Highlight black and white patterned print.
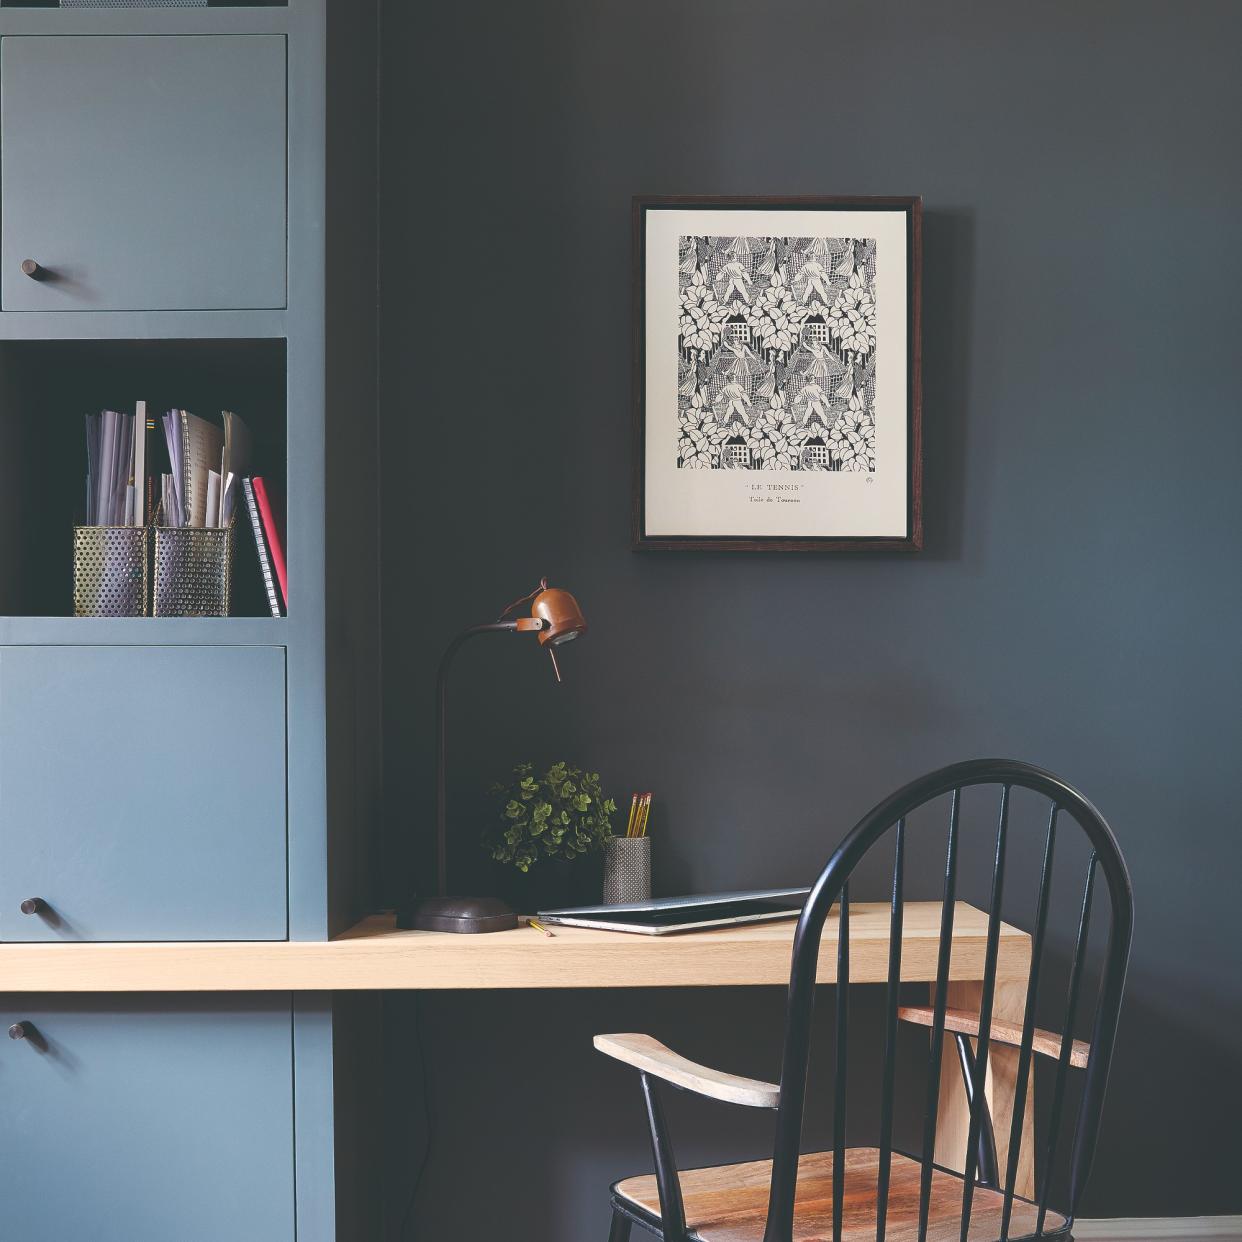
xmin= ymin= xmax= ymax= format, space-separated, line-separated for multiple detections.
xmin=677 ymin=235 xmax=877 ymax=473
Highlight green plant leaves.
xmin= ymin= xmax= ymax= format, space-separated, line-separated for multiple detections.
xmin=482 ymin=761 xmax=617 ymax=871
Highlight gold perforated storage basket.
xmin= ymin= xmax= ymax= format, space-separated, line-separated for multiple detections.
xmin=73 ymin=526 xmax=150 ymax=617
xmin=153 ymin=524 xmax=234 ymax=617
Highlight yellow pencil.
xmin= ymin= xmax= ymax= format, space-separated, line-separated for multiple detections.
xmin=638 ymin=792 xmax=652 ymax=838
xmin=624 ymin=792 xmax=639 ymax=839
xmin=526 ymin=917 xmax=555 ymax=937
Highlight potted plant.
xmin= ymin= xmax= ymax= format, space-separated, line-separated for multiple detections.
xmin=485 ymin=761 xmax=617 ymax=910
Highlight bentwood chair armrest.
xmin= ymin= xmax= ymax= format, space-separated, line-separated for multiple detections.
xmin=594 ymin=1033 xmax=780 ymax=1109
xmin=898 ymin=1005 xmax=1091 ymax=1068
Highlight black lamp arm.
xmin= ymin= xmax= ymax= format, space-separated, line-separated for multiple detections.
xmin=432 ymin=620 xmax=541 ymax=898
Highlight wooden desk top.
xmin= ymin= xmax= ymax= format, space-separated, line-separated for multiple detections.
xmin=0 ymin=902 xmax=1030 ymax=993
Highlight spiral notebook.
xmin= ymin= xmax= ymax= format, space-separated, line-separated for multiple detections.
xmin=243 ymin=477 xmax=283 ymax=619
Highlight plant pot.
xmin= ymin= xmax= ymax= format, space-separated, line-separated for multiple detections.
xmin=496 ymin=855 xmax=603 ymax=914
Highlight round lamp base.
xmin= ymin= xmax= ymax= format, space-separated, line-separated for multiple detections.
xmin=397 ymin=895 xmax=518 ymax=934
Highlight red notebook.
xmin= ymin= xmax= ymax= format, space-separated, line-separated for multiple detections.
xmin=251 ymin=476 xmax=287 ymax=609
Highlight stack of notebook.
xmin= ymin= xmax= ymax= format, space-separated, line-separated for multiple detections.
xmin=84 ymin=403 xmax=148 ymax=527
xmin=156 ymin=407 xmax=286 ymax=615
xmin=157 ymin=408 xmax=249 ymax=531
xmin=155 ymin=408 xmax=286 ymax=617
xmin=83 ymin=402 xmax=288 ymax=617
xmin=242 ymin=476 xmax=287 ymax=618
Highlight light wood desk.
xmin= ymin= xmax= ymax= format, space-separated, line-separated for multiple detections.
xmin=0 ymin=900 xmax=1034 ymax=1194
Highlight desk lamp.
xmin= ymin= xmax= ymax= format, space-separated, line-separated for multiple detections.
xmin=399 ymin=578 xmax=588 ymax=933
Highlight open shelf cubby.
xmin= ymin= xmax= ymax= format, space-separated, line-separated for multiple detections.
xmin=0 ymin=337 xmax=287 ymax=619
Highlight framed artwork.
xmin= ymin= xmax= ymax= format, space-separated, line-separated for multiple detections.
xmin=632 ymin=196 xmax=922 ymax=552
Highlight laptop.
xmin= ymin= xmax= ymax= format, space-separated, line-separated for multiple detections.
xmin=537 ymin=887 xmax=810 ymax=935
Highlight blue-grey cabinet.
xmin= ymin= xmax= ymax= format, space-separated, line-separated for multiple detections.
xmin=0 ymin=2 xmax=379 ymax=1235
xmin=1 ymin=34 xmax=287 ymax=312
xmin=0 ymin=994 xmax=296 ymax=1241
xmin=0 ymin=646 xmax=288 ymax=942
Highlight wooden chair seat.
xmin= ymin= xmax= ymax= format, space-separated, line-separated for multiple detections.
xmin=614 ymin=1147 xmax=1067 ymax=1242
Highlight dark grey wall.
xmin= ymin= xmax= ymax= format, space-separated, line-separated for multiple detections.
xmin=378 ymin=2 xmax=1242 ymax=1236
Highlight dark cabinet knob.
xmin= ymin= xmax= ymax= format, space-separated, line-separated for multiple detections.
xmin=20 ymin=259 xmax=46 ymax=280
xmin=8 ymin=1022 xmax=34 ymax=1041
xmin=19 ymin=897 xmax=45 ymax=915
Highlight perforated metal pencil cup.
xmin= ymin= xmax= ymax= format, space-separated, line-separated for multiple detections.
xmin=603 ymin=835 xmax=652 ymax=905
xmin=153 ymin=524 xmax=234 ymax=617
xmin=73 ymin=525 xmax=150 ymax=617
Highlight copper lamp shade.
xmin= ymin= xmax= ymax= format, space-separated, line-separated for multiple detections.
xmin=533 ymin=586 xmax=587 ymax=645
xmin=397 ymin=577 xmax=588 ymax=933
xmin=531 ymin=584 xmax=586 ymax=680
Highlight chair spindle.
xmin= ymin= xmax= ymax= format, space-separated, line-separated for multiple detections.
xmin=640 ymin=1072 xmax=687 ymax=1242
xmin=1036 ymin=853 xmax=1098 ymax=1236
xmin=832 ymin=881 xmax=851 ymax=1242
xmin=876 ymin=820 xmax=906 ymax=1242
xmin=999 ymin=805 xmax=1058 ymax=1242
xmin=953 ymin=1032 xmax=1000 ymax=1187
xmin=918 ymin=788 xmax=962 ymax=1242
xmin=958 ymin=786 xmax=1011 ymax=1240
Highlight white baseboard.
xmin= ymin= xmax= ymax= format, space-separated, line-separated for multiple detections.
xmin=1076 ymin=1218 xmax=1242 ymax=1242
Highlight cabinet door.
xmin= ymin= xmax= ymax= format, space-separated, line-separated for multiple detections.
xmin=1 ymin=35 xmax=286 ymax=311
xmin=0 ymin=646 xmax=287 ymax=941
xmin=0 ymin=995 xmax=295 ymax=1242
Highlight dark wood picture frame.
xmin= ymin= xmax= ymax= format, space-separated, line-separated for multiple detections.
xmin=632 ymin=195 xmax=922 ymax=552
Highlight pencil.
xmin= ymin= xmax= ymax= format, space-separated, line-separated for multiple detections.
xmin=624 ymin=792 xmax=639 ymax=839
xmin=638 ymin=792 xmax=652 ymax=838
xmin=526 ymin=917 xmax=555 ymax=937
